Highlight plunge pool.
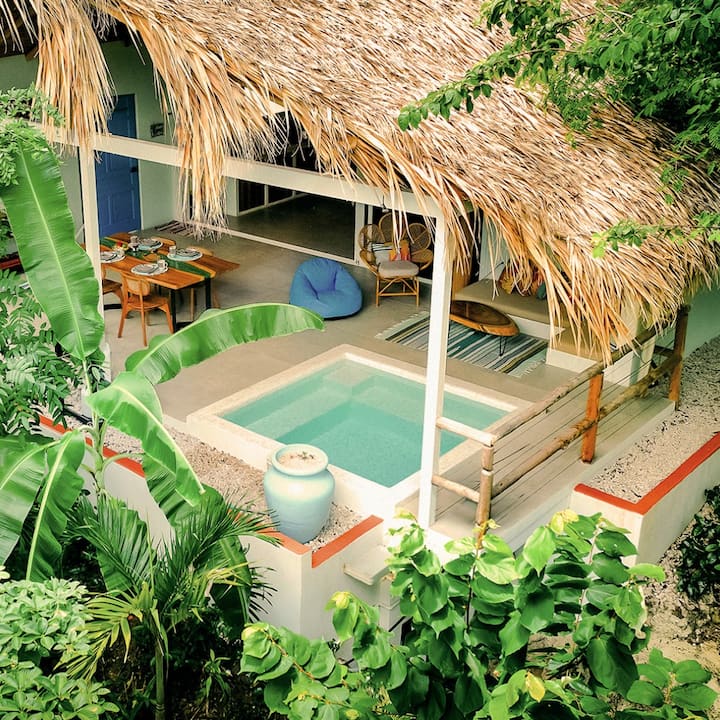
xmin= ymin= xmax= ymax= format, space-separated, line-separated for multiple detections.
xmin=186 ymin=345 xmax=521 ymax=518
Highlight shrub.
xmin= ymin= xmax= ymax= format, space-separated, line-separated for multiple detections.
xmin=0 ymin=269 xmax=95 ymax=435
xmin=0 ymin=568 xmax=118 ymax=719
xmin=676 ymin=484 xmax=720 ymax=603
xmin=241 ymin=511 xmax=718 ymax=720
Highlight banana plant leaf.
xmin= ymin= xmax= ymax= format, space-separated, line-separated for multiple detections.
xmin=125 ymin=303 xmax=324 ymax=385
xmin=0 ymin=436 xmax=53 ymax=565
xmin=26 ymin=431 xmax=86 ymax=581
xmin=86 ymin=372 xmax=205 ymax=515
xmin=0 ymin=141 xmax=104 ymax=360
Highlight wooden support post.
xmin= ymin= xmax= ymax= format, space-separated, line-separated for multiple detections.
xmin=581 ymin=373 xmax=604 ymax=462
xmin=668 ymin=305 xmax=689 ymax=409
xmin=475 ymin=445 xmax=494 ymax=526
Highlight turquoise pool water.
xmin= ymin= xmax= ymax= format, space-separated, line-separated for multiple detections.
xmin=222 ymin=359 xmax=507 ymax=488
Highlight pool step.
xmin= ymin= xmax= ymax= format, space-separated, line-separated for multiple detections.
xmin=343 ymin=544 xmax=390 ymax=586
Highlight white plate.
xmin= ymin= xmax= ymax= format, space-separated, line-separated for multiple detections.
xmin=131 ymin=262 xmax=166 ymax=276
xmin=137 ymin=239 xmax=163 ymax=252
xmin=173 ymin=248 xmax=202 ymax=261
xmin=100 ymin=250 xmax=124 ymax=263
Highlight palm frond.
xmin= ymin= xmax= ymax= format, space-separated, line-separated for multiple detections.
xmin=68 ymin=494 xmax=154 ymax=593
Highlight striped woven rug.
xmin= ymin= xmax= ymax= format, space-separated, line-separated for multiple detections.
xmin=376 ymin=311 xmax=547 ymax=375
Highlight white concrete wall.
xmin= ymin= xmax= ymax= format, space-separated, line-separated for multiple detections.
xmin=571 ymin=436 xmax=720 ymax=563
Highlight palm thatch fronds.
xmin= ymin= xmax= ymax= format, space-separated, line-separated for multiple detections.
xmin=2 ymin=0 xmax=720 ymax=355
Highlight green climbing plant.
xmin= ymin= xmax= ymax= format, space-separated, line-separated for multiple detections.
xmin=241 ymin=511 xmax=718 ymax=719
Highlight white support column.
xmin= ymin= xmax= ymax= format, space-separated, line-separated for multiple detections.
xmin=78 ymin=146 xmax=103 ymax=316
xmin=417 ymin=217 xmax=452 ymax=528
xmin=353 ymin=202 xmax=366 ymax=262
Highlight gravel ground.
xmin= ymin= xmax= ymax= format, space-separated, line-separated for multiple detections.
xmin=587 ymin=336 xmax=720 ymax=500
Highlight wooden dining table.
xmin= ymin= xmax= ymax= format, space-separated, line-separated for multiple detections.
xmin=101 ymin=232 xmax=240 ymax=331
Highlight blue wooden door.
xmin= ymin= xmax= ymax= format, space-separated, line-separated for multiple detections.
xmin=95 ymin=94 xmax=141 ymax=237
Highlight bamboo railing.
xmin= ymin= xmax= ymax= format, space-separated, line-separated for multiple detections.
xmin=431 ymin=306 xmax=689 ymax=526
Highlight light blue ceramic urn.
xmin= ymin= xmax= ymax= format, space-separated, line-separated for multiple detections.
xmin=263 ymin=443 xmax=335 ymax=543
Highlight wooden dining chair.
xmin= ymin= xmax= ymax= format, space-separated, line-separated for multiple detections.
xmin=185 ymin=246 xmax=220 ymax=320
xmin=101 ymin=266 xmax=124 ymax=305
xmin=117 ymin=274 xmax=173 ymax=346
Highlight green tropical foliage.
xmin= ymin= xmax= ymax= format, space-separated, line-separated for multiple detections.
xmin=241 ymin=512 xmax=718 ymax=720
xmin=398 ymin=0 xmax=720 ymax=252
xmin=64 ymin=492 xmax=271 ymax=720
xmin=0 ymin=86 xmax=323 ymax=590
xmin=0 ymin=567 xmax=118 ymax=719
xmin=676 ymin=484 xmax=720 ymax=604
xmin=0 ymin=269 xmax=92 ymax=434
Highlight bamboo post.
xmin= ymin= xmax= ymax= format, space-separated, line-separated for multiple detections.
xmin=475 ymin=444 xmax=494 ymax=525
xmin=581 ymin=373 xmax=604 ymax=462
xmin=668 ymin=305 xmax=689 ymax=408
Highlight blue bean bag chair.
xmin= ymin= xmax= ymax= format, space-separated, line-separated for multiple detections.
xmin=289 ymin=257 xmax=362 ymax=319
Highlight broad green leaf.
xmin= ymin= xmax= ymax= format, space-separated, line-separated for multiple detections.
xmin=637 ymin=661 xmax=669 ymax=688
xmin=416 ymin=573 xmax=449 ymax=615
xmin=413 ymin=547 xmax=442 ymax=576
xmin=482 ymin=533 xmax=513 ymax=556
xmin=519 ymin=587 xmax=554 ymax=633
xmin=670 ymin=683 xmax=718 ymax=711
xmin=86 ymin=372 xmax=204 ymax=513
xmin=595 ymin=529 xmax=636 ymax=558
xmin=262 ymin=682 xmax=290 ymax=714
xmin=418 ymin=682 xmax=446 ymax=720
xmin=521 ymin=526 xmax=555 ymax=574
xmin=305 ymin=642 xmax=337 ymax=679
xmin=427 ymin=636 xmax=459 ymax=676
xmin=0 ymin=142 xmax=103 ymax=359
xmin=673 ymin=659 xmax=712 ymax=684
xmin=385 ymin=650 xmax=408 ymax=690
xmin=356 ymin=633 xmax=392 ymax=670
xmin=331 ymin=591 xmax=360 ymax=642
xmin=626 ymin=679 xmax=664 ymax=706
xmin=498 ymin=611 xmax=531 ymax=656
xmin=584 ymin=582 xmax=619 ymax=610
xmin=257 ymin=653 xmax=294 ymax=681
xmin=579 ymin=696 xmax=611 ymax=714
xmin=454 ymin=673 xmax=485 ymax=714
xmin=27 ymin=432 xmax=85 ymax=580
xmin=586 ymin=637 xmax=638 ymax=695
xmin=526 ymin=672 xmax=545 ymax=701
xmin=316 ymin=705 xmax=339 ymax=720
xmin=471 ymin=574 xmax=515 ymax=602
xmin=240 ymin=624 xmax=273 ymax=659
xmin=125 ymin=303 xmax=324 ymax=384
xmin=444 ymin=554 xmax=475 ymax=576
xmin=628 ymin=563 xmax=665 ymax=581
xmin=612 ymin=586 xmax=646 ymax=631
xmin=475 ymin=552 xmax=519 ymax=584
xmin=592 ymin=552 xmax=630 ymax=583
xmin=0 ymin=437 xmax=49 ymax=563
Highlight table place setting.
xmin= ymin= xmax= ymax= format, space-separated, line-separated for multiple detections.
xmin=131 ymin=259 xmax=169 ymax=276
xmin=171 ymin=249 xmax=202 ymax=261
xmin=100 ymin=249 xmax=125 ymax=263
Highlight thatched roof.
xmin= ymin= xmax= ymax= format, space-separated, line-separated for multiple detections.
xmin=3 ymin=0 xmax=720 ymax=355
